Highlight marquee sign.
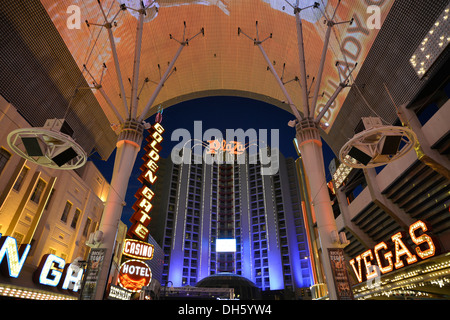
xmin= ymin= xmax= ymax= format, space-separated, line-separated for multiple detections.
xmin=349 ymin=220 xmax=439 ymax=283
xmin=0 ymin=234 xmax=83 ymax=293
xmin=128 ymin=122 xmax=164 ymax=240
xmin=118 ymin=259 xmax=152 ymax=292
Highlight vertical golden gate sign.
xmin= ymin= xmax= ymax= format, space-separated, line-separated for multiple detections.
xmin=128 ymin=122 xmax=164 ymax=240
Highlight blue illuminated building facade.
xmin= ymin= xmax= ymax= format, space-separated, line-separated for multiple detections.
xmin=150 ymin=149 xmax=312 ymax=297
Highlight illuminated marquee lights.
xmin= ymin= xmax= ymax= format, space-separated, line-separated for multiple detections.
xmin=349 ymin=220 xmax=438 ymax=283
xmin=0 ymin=234 xmax=83 ymax=293
xmin=332 ymin=156 xmax=357 ymax=188
xmin=128 ymin=122 xmax=164 ymax=240
xmin=122 ymin=239 xmax=154 ymax=260
xmin=0 ymin=234 xmax=31 ymax=278
xmin=33 ymin=254 xmax=84 ymax=292
xmin=0 ymin=286 xmax=75 ymax=300
xmin=410 ymin=5 xmax=450 ymax=78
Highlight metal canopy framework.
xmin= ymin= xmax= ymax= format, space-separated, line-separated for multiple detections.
xmin=37 ymin=0 xmax=395 ymax=155
xmin=1 ymin=1 xmax=449 ymax=158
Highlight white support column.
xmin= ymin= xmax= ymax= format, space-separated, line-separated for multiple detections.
xmin=94 ymin=121 xmax=144 ymax=300
xmin=138 ymin=44 xmax=185 ymax=122
xmin=257 ymin=43 xmax=302 ymax=121
xmin=311 ymin=24 xmax=332 ymax=118
xmin=295 ymin=119 xmax=339 ymax=300
xmin=130 ymin=9 xmax=145 ymax=120
xmin=294 ymin=8 xmax=310 ymax=117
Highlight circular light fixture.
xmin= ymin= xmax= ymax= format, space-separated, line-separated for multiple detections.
xmin=7 ymin=127 xmax=87 ymax=170
xmin=339 ymin=125 xmax=417 ymax=168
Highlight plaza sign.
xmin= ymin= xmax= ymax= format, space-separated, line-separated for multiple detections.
xmin=349 ymin=220 xmax=439 ymax=283
xmin=206 ymin=139 xmax=245 ymax=155
xmin=0 ymin=234 xmax=82 ymax=293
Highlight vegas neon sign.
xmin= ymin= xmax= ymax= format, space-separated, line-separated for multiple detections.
xmin=349 ymin=220 xmax=439 ymax=283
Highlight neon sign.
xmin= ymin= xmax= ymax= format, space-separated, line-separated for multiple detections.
xmin=118 ymin=259 xmax=152 ymax=292
xmin=0 ymin=235 xmax=31 ymax=278
xmin=349 ymin=220 xmax=439 ymax=283
xmin=122 ymin=239 xmax=154 ymax=260
xmin=0 ymin=234 xmax=83 ymax=293
xmin=34 ymin=254 xmax=84 ymax=292
xmin=128 ymin=122 xmax=164 ymax=240
xmin=206 ymin=139 xmax=245 ymax=155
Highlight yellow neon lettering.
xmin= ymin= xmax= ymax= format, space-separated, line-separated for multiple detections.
xmin=0 ymin=236 xmax=31 ymax=278
xmin=143 ymin=170 xmax=157 ymax=184
xmin=141 ymin=186 xmax=155 ymax=201
xmin=409 ymin=220 xmax=436 ymax=260
xmin=374 ymin=241 xmax=394 ymax=274
xmin=349 ymin=255 xmax=363 ymax=283
xmin=361 ymin=249 xmax=377 ymax=280
xmin=391 ymin=232 xmax=417 ymax=269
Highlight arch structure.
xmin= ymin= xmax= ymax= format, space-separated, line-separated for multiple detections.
xmin=41 ymin=0 xmax=394 ymax=157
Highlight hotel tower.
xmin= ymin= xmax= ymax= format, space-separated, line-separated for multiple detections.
xmin=149 ymin=147 xmax=313 ymax=297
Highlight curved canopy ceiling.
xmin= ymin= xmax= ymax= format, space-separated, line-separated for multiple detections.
xmin=41 ymin=0 xmax=393 ymax=129
xmin=2 ymin=0 xmax=447 ymax=159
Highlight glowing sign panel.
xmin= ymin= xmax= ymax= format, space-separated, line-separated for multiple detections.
xmin=118 ymin=259 xmax=152 ymax=292
xmin=207 ymin=140 xmax=245 ymax=155
xmin=129 ymin=122 xmax=164 ymax=240
xmin=0 ymin=235 xmax=31 ymax=278
xmin=123 ymin=239 xmax=154 ymax=260
xmin=349 ymin=220 xmax=439 ymax=283
xmin=0 ymin=234 xmax=83 ymax=292
xmin=216 ymin=239 xmax=237 ymax=252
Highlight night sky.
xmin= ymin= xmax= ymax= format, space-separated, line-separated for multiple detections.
xmin=90 ymin=96 xmax=336 ymax=228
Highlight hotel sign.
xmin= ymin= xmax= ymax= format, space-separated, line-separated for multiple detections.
xmin=128 ymin=122 xmax=164 ymax=241
xmin=118 ymin=259 xmax=152 ymax=292
xmin=349 ymin=220 xmax=439 ymax=283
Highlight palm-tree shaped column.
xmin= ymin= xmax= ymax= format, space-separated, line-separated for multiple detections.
xmin=84 ymin=1 xmax=204 ymax=299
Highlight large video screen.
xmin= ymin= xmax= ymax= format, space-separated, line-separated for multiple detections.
xmin=216 ymin=239 xmax=237 ymax=253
